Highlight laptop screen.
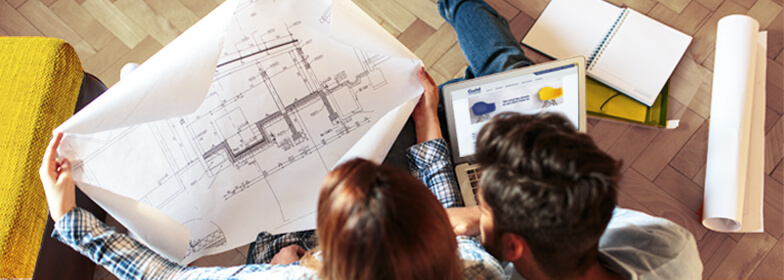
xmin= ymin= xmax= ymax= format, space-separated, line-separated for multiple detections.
xmin=445 ymin=58 xmax=585 ymax=159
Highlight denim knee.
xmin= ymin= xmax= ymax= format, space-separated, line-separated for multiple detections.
xmin=437 ymin=0 xmax=503 ymax=25
xmin=437 ymin=0 xmax=453 ymax=22
xmin=437 ymin=0 xmax=477 ymax=22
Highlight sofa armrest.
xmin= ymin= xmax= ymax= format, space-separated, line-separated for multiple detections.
xmin=32 ymin=188 xmax=107 ymax=280
xmin=32 ymin=73 xmax=108 ymax=280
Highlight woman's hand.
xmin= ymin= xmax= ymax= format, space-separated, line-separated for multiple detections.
xmin=270 ymin=244 xmax=305 ymax=265
xmin=39 ymin=133 xmax=76 ymax=222
xmin=446 ymin=206 xmax=481 ymax=237
xmin=412 ymin=67 xmax=442 ymax=143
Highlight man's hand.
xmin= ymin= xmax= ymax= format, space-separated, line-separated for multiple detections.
xmin=446 ymin=206 xmax=481 ymax=237
xmin=270 ymin=244 xmax=305 ymax=265
xmin=412 ymin=67 xmax=442 ymax=143
xmin=39 ymin=133 xmax=76 ymax=222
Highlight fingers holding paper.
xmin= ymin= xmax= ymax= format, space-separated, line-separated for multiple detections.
xmin=39 ymin=133 xmax=76 ymax=222
xmin=413 ymin=67 xmax=442 ymax=143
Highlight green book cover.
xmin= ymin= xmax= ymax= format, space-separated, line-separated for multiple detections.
xmin=586 ymin=77 xmax=669 ymax=127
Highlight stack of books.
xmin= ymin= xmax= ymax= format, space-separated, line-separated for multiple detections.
xmin=521 ymin=0 xmax=692 ymax=127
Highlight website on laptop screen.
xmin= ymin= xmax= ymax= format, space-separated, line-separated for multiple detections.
xmin=451 ymin=63 xmax=581 ymax=157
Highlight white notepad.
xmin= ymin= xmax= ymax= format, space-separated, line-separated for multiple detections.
xmin=522 ymin=0 xmax=692 ymax=106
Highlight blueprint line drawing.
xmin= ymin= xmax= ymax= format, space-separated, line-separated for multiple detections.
xmin=183 ymin=219 xmax=227 ymax=260
xmin=58 ymin=0 xmax=422 ymax=264
xmin=216 ymin=39 xmax=300 ymax=68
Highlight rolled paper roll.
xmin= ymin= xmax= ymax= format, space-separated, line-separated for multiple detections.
xmin=702 ymin=15 xmax=766 ymax=233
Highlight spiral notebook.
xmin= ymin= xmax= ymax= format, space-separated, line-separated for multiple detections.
xmin=522 ymin=0 xmax=692 ymax=106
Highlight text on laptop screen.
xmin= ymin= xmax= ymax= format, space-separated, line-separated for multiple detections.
xmin=451 ymin=63 xmax=581 ymax=157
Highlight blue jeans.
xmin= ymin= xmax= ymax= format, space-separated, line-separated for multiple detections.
xmin=437 ymin=0 xmax=534 ymax=88
xmin=433 ymin=0 xmax=534 ymax=130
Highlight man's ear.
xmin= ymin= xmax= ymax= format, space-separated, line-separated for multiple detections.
xmin=500 ymin=232 xmax=526 ymax=262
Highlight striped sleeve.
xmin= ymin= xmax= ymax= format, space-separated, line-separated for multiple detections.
xmin=52 ymin=208 xmax=186 ymax=280
xmin=405 ymin=138 xmax=464 ymax=208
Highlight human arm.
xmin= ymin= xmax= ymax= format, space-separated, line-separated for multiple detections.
xmin=406 ymin=68 xmax=464 ymax=208
xmin=408 ymin=68 xmax=482 ymax=236
xmin=53 ymin=208 xmax=313 ymax=279
xmin=446 ymin=205 xmax=481 ymax=237
xmin=40 ymin=134 xmax=183 ymax=278
xmin=406 ymin=139 xmax=463 ymax=208
xmin=53 ymin=208 xmax=187 ymax=279
xmin=270 ymin=245 xmax=305 ymax=265
xmin=412 ymin=66 xmax=442 ymax=143
xmin=41 ymin=134 xmax=311 ymax=279
xmin=41 ymin=134 xmax=183 ymax=278
xmin=39 ymin=133 xmax=76 ymax=222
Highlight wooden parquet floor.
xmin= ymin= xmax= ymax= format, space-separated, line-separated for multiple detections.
xmin=2 ymin=0 xmax=782 ymax=279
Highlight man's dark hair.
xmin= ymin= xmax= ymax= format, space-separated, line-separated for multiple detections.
xmin=475 ymin=112 xmax=619 ymax=279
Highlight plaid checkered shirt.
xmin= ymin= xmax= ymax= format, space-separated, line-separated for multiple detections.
xmin=53 ymin=138 xmax=504 ymax=279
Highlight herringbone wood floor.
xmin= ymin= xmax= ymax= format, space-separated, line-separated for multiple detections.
xmin=2 ymin=0 xmax=782 ymax=278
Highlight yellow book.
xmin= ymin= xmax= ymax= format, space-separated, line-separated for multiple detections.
xmin=586 ymin=77 xmax=668 ymax=127
xmin=522 ymin=0 xmax=691 ymax=106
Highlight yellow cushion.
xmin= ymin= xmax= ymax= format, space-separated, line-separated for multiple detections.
xmin=538 ymin=87 xmax=563 ymax=101
xmin=0 ymin=37 xmax=82 ymax=278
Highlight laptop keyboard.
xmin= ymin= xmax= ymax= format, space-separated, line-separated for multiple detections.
xmin=466 ymin=168 xmax=483 ymax=198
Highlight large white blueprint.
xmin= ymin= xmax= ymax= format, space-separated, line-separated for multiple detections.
xmin=55 ymin=0 xmax=422 ymax=264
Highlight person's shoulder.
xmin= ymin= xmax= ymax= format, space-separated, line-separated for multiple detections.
xmin=603 ymin=207 xmax=693 ymax=244
xmin=599 ymin=207 xmax=702 ymax=280
xmin=179 ymin=263 xmax=319 ymax=279
xmin=264 ymin=264 xmax=320 ymax=279
xmin=456 ymin=236 xmax=506 ymax=280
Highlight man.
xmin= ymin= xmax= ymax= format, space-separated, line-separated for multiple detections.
xmin=406 ymin=0 xmax=703 ymax=279
xmin=443 ymin=113 xmax=703 ymax=279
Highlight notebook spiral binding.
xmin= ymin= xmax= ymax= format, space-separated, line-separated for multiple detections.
xmin=587 ymin=9 xmax=630 ymax=69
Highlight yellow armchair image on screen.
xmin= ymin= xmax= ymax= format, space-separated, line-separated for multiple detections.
xmin=538 ymin=87 xmax=563 ymax=108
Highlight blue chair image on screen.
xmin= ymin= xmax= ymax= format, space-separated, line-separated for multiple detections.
xmin=471 ymin=101 xmax=496 ymax=122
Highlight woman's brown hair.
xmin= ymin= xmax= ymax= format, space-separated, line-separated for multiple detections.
xmin=311 ymin=158 xmax=462 ymax=280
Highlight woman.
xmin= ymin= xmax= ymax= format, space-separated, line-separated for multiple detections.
xmin=40 ymin=69 xmax=503 ymax=280
xmin=307 ymin=158 xmax=463 ymax=279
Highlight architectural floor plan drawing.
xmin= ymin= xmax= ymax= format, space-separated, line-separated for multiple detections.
xmin=58 ymin=0 xmax=422 ymax=263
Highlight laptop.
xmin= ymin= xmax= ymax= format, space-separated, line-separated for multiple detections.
xmin=442 ymin=56 xmax=587 ymax=206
